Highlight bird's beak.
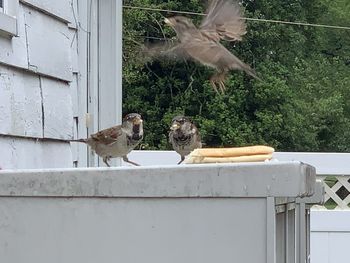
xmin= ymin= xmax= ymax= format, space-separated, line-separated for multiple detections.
xmin=133 ymin=118 xmax=143 ymax=125
xmin=164 ymin=18 xmax=172 ymax=26
xmin=170 ymin=123 xmax=180 ymax=131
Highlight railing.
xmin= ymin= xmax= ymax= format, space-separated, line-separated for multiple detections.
xmin=273 ymin=152 xmax=350 ymax=210
xmin=129 ymin=151 xmax=350 ymax=210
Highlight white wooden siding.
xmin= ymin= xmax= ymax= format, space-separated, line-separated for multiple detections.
xmin=72 ymin=0 xmax=89 ymax=167
xmin=1 ymin=0 xmax=122 ymax=168
xmin=0 ymin=1 xmax=76 ymax=169
xmin=20 ymin=0 xmax=73 ymax=23
xmin=69 ymin=28 xmax=78 ymax=73
xmin=70 ymin=73 xmax=78 ymax=117
xmin=98 ymin=0 xmax=122 ymax=130
xmin=0 ymin=136 xmax=72 ymax=169
xmin=0 ymin=4 xmax=28 ymax=68
xmin=0 ymin=65 xmax=42 ymax=138
xmin=41 ymin=77 xmax=73 ymax=140
xmin=23 ymin=5 xmax=72 ymax=81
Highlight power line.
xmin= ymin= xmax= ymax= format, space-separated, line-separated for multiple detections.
xmin=123 ymin=5 xmax=350 ymax=31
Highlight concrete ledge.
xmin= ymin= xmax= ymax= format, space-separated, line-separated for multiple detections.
xmin=297 ymin=180 xmax=325 ymax=204
xmin=0 ymin=161 xmax=315 ymax=198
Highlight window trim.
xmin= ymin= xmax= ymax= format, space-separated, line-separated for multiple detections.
xmin=0 ymin=0 xmax=18 ymax=37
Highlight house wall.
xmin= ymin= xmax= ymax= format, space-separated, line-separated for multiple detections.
xmin=0 ymin=0 xmax=87 ymax=169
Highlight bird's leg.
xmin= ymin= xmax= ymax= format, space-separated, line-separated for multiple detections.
xmin=103 ymin=157 xmax=111 ymax=167
xmin=218 ymin=80 xmax=225 ymax=94
xmin=123 ymin=156 xmax=140 ymax=166
xmin=217 ymin=71 xmax=227 ymax=93
xmin=177 ymin=156 xmax=185 ymax=165
xmin=209 ymin=74 xmax=220 ymax=94
xmin=210 ymin=72 xmax=228 ymax=94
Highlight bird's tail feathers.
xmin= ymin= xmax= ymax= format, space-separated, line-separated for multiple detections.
xmin=236 ymin=61 xmax=262 ymax=81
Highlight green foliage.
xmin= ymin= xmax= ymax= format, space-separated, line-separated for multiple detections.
xmin=122 ymin=0 xmax=350 ymax=152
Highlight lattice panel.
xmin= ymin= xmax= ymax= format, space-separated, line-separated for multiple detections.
xmin=319 ymin=176 xmax=350 ymax=209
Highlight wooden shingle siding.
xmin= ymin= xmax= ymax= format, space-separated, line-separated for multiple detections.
xmin=0 ymin=0 xmax=77 ymax=168
xmin=23 ymin=5 xmax=72 ymax=81
xmin=20 ymin=0 xmax=73 ymax=24
xmin=0 ymin=136 xmax=72 ymax=169
xmin=0 ymin=4 xmax=28 ymax=69
xmin=0 ymin=65 xmax=42 ymax=138
xmin=69 ymin=28 xmax=78 ymax=73
xmin=70 ymin=73 xmax=78 ymax=118
xmin=68 ymin=0 xmax=78 ymax=29
xmin=73 ymin=0 xmax=88 ymax=167
xmin=41 ymin=77 xmax=73 ymax=140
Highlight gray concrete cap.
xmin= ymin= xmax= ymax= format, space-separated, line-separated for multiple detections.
xmin=0 ymin=161 xmax=316 ymax=198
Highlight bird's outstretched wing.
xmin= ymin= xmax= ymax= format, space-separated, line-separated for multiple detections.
xmin=143 ymin=40 xmax=190 ymax=62
xmin=91 ymin=125 xmax=123 ymax=145
xmin=183 ymin=38 xmax=255 ymax=77
xmin=200 ymin=0 xmax=247 ymax=42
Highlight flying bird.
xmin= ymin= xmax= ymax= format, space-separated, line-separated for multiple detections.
xmin=71 ymin=113 xmax=143 ymax=167
xmin=148 ymin=0 xmax=258 ymax=93
xmin=169 ymin=116 xmax=202 ymax=164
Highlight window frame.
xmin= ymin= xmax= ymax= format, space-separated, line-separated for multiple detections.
xmin=0 ymin=0 xmax=18 ymax=37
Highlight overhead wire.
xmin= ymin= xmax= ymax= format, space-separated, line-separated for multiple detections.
xmin=123 ymin=5 xmax=350 ymax=31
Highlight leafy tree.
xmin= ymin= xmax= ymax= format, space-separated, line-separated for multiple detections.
xmin=122 ymin=0 xmax=350 ymax=152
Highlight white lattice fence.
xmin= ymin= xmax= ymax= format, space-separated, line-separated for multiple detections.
xmin=318 ymin=175 xmax=350 ymax=209
xmin=273 ymin=152 xmax=350 ymax=210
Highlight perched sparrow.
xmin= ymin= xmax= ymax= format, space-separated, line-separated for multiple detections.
xmin=72 ymin=113 xmax=143 ymax=167
xmin=169 ymin=116 xmax=202 ymax=164
xmin=149 ymin=0 xmax=258 ymax=93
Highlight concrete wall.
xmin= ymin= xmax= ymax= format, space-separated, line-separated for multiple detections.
xmin=0 ymin=162 xmax=318 ymax=263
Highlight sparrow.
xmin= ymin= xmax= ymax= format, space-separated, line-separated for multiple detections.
xmin=148 ymin=0 xmax=258 ymax=93
xmin=169 ymin=116 xmax=202 ymax=164
xmin=71 ymin=113 xmax=143 ymax=167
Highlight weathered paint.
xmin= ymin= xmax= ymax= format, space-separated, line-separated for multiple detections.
xmin=0 ymin=162 xmax=316 ymax=197
xmin=69 ymin=27 xmax=78 ymax=73
xmin=70 ymin=73 xmax=78 ymax=117
xmin=0 ymin=10 xmax=17 ymax=36
xmin=41 ymin=77 xmax=73 ymax=140
xmin=0 ymin=65 xmax=42 ymax=138
xmin=68 ymin=0 xmax=78 ymax=29
xmin=75 ymin=0 xmax=88 ymax=167
xmin=0 ymin=0 xmax=19 ymax=37
xmin=0 ymin=4 xmax=28 ymax=69
xmin=0 ymin=1 xmax=77 ymax=168
xmin=20 ymin=0 xmax=73 ymax=23
xmin=71 ymin=117 xmax=78 ymax=164
xmin=0 ymin=0 xmax=124 ymax=168
xmin=23 ymin=5 xmax=72 ymax=81
xmin=0 ymin=136 xmax=72 ymax=169
xmin=0 ymin=163 xmax=321 ymax=263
